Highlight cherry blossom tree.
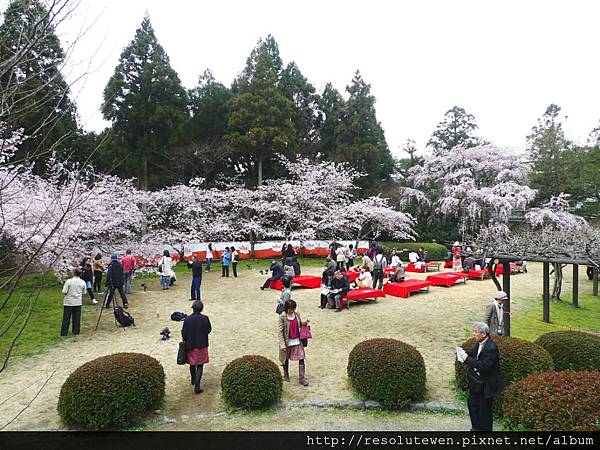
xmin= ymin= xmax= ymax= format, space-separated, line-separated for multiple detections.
xmin=402 ymin=144 xmax=536 ymax=239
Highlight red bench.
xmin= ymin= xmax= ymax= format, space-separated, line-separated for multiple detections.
xmin=342 ymin=271 xmax=359 ymax=283
xmin=269 ymin=275 xmax=322 ymax=290
xmin=466 ymin=269 xmax=489 ymax=280
xmin=342 ymin=288 xmax=386 ymax=308
xmin=406 ymin=262 xmax=441 ymax=273
xmin=426 ymin=272 xmax=466 ymax=287
xmin=383 ymin=280 xmax=432 ymax=298
xmin=495 ymin=263 xmax=522 ymax=276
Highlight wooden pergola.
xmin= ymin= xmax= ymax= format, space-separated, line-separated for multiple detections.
xmin=488 ymin=256 xmax=599 ymax=337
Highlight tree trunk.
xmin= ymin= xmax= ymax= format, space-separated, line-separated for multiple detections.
xmin=257 ymin=156 xmax=263 ymax=186
xmin=551 ymin=263 xmax=563 ymax=301
xmin=488 ymin=260 xmax=502 ymax=291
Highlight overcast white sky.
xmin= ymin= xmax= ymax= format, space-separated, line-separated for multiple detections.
xmin=58 ymin=0 xmax=600 ymax=158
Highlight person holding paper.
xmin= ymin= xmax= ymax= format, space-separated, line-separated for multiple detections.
xmin=457 ymin=322 xmax=505 ymax=431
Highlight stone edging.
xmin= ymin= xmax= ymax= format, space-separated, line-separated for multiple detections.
xmin=150 ymin=401 xmax=466 ymax=426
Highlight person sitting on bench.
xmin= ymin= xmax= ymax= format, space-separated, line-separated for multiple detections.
xmin=327 ymin=270 xmax=350 ymax=312
xmin=389 ymin=263 xmax=405 ymax=283
xmin=355 ymin=269 xmax=372 ymax=289
xmin=261 ymin=260 xmax=284 ymax=290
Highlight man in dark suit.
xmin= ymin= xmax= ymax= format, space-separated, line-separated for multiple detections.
xmin=458 ymin=322 xmax=505 ymax=431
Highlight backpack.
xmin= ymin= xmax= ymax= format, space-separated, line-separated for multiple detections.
xmin=114 ymin=306 xmax=135 ymax=327
xmin=158 ymin=257 xmax=164 ymax=273
xmin=374 ymin=255 xmax=385 ymax=270
xmin=171 ymin=311 xmax=188 ymax=321
xmin=233 ymin=252 xmax=240 ymax=262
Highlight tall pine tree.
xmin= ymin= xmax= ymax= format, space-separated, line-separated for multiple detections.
xmin=318 ymin=82 xmax=344 ymax=160
xmin=280 ymin=61 xmax=320 ymax=159
xmin=101 ymin=15 xmax=188 ymax=189
xmin=0 ymin=0 xmax=79 ymax=172
xmin=227 ymin=35 xmax=296 ymax=186
xmin=427 ymin=106 xmax=480 ymax=155
xmin=527 ymin=104 xmax=571 ymax=204
xmin=334 ymin=70 xmax=394 ymax=196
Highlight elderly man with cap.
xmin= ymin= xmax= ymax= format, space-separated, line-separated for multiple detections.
xmin=327 ymin=270 xmax=350 ymax=312
xmin=484 ymin=291 xmax=507 ymax=336
xmin=260 ymin=259 xmax=285 ymax=290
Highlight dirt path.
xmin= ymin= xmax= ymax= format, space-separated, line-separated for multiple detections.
xmin=0 ymin=263 xmax=544 ymax=430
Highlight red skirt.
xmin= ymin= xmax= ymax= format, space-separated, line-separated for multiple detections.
xmin=187 ymin=347 xmax=209 ymax=365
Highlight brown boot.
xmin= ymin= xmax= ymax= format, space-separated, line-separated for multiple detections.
xmin=299 ymin=361 xmax=308 ymax=386
xmin=283 ymin=362 xmax=290 ymax=382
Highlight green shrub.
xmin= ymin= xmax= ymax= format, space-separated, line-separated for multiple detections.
xmin=58 ymin=353 xmax=165 ymax=430
xmin=502 ymin=370 xmax=600 ymax=431
xmin=347 ymin=338 xmax=426 ymax=408
xmin=535 ymin=331 xmax=600 ymax=371
xmin=380 ymin=242 xmax=447 ymax=261
xmin=221 ymin=355 xmax=282 ymax=409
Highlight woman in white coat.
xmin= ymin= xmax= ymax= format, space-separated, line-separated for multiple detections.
xmin=158 ymin=250 xmax=175 ymax=290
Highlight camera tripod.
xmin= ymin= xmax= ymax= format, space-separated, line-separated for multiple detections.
xmin=94 ymin=287 xmax=127 ymax=331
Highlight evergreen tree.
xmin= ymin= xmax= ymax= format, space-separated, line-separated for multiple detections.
xmin=227 ymin=35 xmax=296 ymax=186
xmin=396 ymin=139 xmax=424 ymax=180
xmin=187 ymin=69 xmax=232 ymax=143
xmin=280 ymin=61 xmax=320 ymax=158
xmin=427 ymin=106 xmax=480 ymax=155
xmin=101 ymin=15 xmax=188 ymax=189
xmin=527 ymin=104 xmax=571 ymax=203
xmin=334 ymin=70 xmax=394 ymax=196
xmin=318 ymin=82 xmax=344 ymax=160
xmin=0 ymin=0 xmax=79 ymax=172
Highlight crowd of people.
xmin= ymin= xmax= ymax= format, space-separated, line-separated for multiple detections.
xmin=58 ymin=240 xmax=516 ymax=406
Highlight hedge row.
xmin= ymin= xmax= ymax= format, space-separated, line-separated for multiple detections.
xmin=502 ymin=370 xmax=600 ymax=431
xmin=535 ymin=331 xmax=600 ymax=371
xmin=380 ymin=242 xmax=448 ymax=261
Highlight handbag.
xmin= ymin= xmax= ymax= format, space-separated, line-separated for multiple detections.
xmin=177 ymin=341 xmax=187 ymax=365
xmin=275 ymin=303 xmax=284 ymax=314
xmin=466 ymin=369 xmax=484 ymax=393
xmin=300 ymin=324 xmax=312 ymax=340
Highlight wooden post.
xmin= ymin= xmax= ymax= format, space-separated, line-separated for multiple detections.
xmin=502 ymin=261 xmax=511 ymax=336
xmin=572 ymin=264 xmax=579 ymax=308
xmin=593 ymin=267 xmax=599 ymax=296
xmin=543 ymin=261 xmax=550 ymax=323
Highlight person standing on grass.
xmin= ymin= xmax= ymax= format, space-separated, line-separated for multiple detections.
xmin=278 ymin=299 xmax=310 ymax=386
xmin=93 ymin=253 xmax=104 ymax=293
xmin=230 ymin=246 xmax=239 ymax=278
xmin=187 ymin=254 xmax=203 ymax=301
xmin=158 ymin=250 xmax=175 ymax=290
xmin=221 ymin=246 xmax=231 ymax=277
xmin=80 ymin=257 xmax=98 ymax=304
xmin=484 ymin=291 xmax=507 ymax=336
xmin=336 ymin=244 xmax=346 ymax=271
xmin=182 ymin=300 xmax=212 ymax=395
xmin=105 ymin=254 xmax=129 ymax=308
xmin=61 ymin=268 xmax=87 ymax=336
xmin=121 ymin=249 xmax=136 ymax=294
xmin=458 ymin=322 xmax=505 ymax=432
xmin=205 ymin=243 xmax=214 ymax=272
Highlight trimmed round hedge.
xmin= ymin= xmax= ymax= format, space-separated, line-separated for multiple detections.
xmin=503 ymin=370 xmax=600 ymax=431
xmin=221 ymin=355 xmax=282 ymax=409
xmin=454 ymin=335 xmax=554 ymax=392
xmin=58 ymin=353 xmax=165 ymax=430
xmin=535 ymin=331 xmax=600 ymax=371
xmin=347 ymin=338 xmax=426 ymax=408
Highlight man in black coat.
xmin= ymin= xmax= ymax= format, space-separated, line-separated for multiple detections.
xmin=459 ymin=322 xmax=505 ymax=431
xmin=104 ymin=254 xmax=129 ymax=309
xmin=260 ymin=260 xmax=285 ymax=290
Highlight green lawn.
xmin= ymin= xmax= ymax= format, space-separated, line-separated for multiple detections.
xmin=511 ymin=286 xmax=600 ymax=342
